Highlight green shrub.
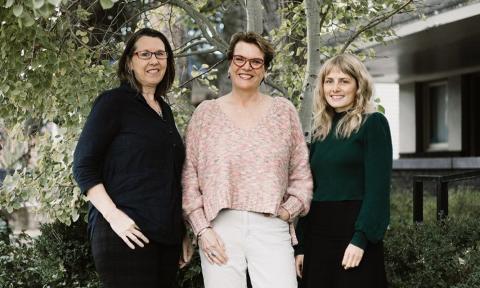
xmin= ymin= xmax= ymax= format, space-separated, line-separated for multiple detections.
xmin=385 ymin=216 xmax=480 ymax=288
xmin=34 ymin=220 xmax=101 ymax=287
xmin=0 ymin=233 xmax=41 ymax=288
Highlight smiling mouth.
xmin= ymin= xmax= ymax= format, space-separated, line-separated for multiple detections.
xmin=238 ymin=73 xmax=254 ymax=80
xmin=330 ymin=95 xmax=345 ymax=100
xmin=147 ymin=68 xmax=160 ymax=74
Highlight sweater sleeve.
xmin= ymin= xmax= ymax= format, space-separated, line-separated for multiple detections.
xmin=72 ymin=92 xmax=121 ymax=195
xmin=280 ymin=101 xmax=313 ymax=220
xmin=182 ymin=102 xmax=211 ymax=235
xmin=351 ymin=113 xmax=392 ymax=249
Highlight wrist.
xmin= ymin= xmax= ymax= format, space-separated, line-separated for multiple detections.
xmin=102 ymin=206 xmax=118 ymax=223
xmin=197 ymin=226 xmax=211 ymax=238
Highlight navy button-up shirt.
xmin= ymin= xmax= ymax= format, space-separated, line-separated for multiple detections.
xmin=73 ymin=83 xmax=185 ymax=244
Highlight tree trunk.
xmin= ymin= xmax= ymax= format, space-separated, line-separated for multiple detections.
xmin=299 ymin=0 xmax=323 ymax=142
xmin=245 ymin=0 xmax=264 ymax=33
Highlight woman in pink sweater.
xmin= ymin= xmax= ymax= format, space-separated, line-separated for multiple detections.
xmin=182 ymin=31 xmax=313 ymax=288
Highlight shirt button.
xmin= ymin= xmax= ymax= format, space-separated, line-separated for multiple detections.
xmin=173 ymin=143 xmax=177 ymax=148
xmin=169 ymin=130 xmax=173 ymax=134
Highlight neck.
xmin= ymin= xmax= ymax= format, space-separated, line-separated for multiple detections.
xmin=229 ymin=87 xmax=263 ymax=106
xmin=142 ymin=86 xmax=156 ymax=101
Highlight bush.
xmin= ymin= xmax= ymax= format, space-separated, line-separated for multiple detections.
xmin=0 ymin=233 xmax=41 ymax=288
xmin=34 ymin=220 xmax=101 ymax=287
xmin=385 ymin=216 xmax=480 ymax=288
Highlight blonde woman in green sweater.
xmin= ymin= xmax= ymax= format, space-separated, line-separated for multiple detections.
xmin=295 ymin=54 xmax=392 ymax=288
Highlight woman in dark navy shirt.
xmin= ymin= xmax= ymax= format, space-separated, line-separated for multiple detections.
xmin=73 ymin=28 xmax=192 ymax=288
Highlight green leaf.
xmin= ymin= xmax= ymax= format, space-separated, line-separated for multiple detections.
xmin=5 ymin=0 xmax=15 ymax=8
xmin=21 ymin=12 xmax=35 ymax=27
xmin=32 ymin=0 xmax=45 ymax=9
xmin=377 ymin=104 xmax=385 ymax=114
xmin=12 ymin=5 xmax=23 ymax=17
xmin=99 ymin=0 xmax=114 ymax=9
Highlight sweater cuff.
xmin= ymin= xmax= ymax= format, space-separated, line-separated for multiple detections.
xmin=281 ymin=196 xmax=304 ymax=220
xmin=351 ymin=231 xmax=368 ymax=250
xmin=187 ymin=208 xmax=210 ymax=236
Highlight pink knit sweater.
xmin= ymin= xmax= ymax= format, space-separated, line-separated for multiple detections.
xmin=182 ymin=97 xmax=313 ymax=244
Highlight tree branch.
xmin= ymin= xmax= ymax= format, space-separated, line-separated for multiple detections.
xmin=175 ymin=48 xmax=218 ymax=58
xmin=264 ymin=78 xmax=287 ymax=97
xmin=179 ymin=58 xmax=226 ymax=88
xmin=339 ymin=0 xmax=414 ymax=53
xmin=168 ymin=0 xmax=229 ymax=52
xmin=175 ymin=39 xmax=210 ymax=54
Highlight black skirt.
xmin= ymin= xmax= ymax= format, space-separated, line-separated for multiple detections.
xmin=300 ymin=201 xmax=387 ymax=288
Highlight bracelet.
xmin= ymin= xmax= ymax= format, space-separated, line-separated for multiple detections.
xmin=197 ymin=226 xmax=211 ymax=238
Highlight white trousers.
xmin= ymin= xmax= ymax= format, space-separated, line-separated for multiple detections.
xmin=200 ymin=209 xmax=297 ymax=288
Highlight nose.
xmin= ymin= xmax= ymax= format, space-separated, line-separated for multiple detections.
xmin=332 ymin=81 xmax=341 ymax=91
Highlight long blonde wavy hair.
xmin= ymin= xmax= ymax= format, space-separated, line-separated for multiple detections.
xmin=312 ymin=54 xmax=376 ymax=141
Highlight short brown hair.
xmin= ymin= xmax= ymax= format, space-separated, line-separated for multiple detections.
xmin=226 ymin=32 xmax=275 ymax=70
xmin=117 ymin=28 xmax=175 ymax=99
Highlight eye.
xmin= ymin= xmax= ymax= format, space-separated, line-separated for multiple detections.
xmin=138 ymin=51 xmax=151 ymax=58
xmin=156 ymin=51 xmax=167 ymax=57
xmin=324 ymin=79 xmax=333 ymax=84
xmin=251 ymin=59 xmax=264 ymax=66
xmin=234 ymin=56 xmax=245 ymax=61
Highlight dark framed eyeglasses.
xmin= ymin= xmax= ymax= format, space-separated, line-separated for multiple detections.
xmin=134 ymin=50 xmax=168 ymax=60
xmin=232 ymin=55 xmax=264 ymax=69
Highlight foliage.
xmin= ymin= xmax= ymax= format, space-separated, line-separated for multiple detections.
xmin=0 ymin=0 xmax=418 ymax=226
xmin=0 ymin=218 xmax=100 ymax=288
xmin=34 ymin=220 xmax=101 ymax=287
xmin=0 ymin=233 xmax=41 ymax=288
xmin=385 ymin=216 xmax=480 ymax=288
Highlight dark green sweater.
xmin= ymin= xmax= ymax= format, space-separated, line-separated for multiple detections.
xmin=296 ymin=112 xmax=392 ymax=252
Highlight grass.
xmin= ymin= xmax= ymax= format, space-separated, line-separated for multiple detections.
xmin=390 ymin=185 xmax=480 ymax=227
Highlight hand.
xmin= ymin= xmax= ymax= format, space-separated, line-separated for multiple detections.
xmin=179 ymin=235 xmax=194 ymax=268
xmin=295 ymin=254 xmax=304 ymax=278
xmin=341 ymin=244 xmax=364 ymax=269
xmin=104 ymin=208 xmax=149 ymax=249
xmin=198 ymin=228 xmax=228 ymax=265
xmin=278 ymin=206 xmax=290 ymax=222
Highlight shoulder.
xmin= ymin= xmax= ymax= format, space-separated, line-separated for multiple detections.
xmin=274 ymin=96 xmax=298 ymax=117
xmin=363 ymin=112 xmax=391 ymax=137
xmin=364 ymin=112 xmax=389 ymax=127
xmin=193 ymin=99 xmax=217 ymax=116
xmin=93 ymin=85 xmax=132 ymax=107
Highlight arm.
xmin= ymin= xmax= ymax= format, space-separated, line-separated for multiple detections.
xmin=351 ymin=113 xmax=392 ymax=249
xmin=182 ymin=102 xmax=211 ymax=236
xmin=72 ymin=92 xmax=148 ymax=248
xmin=182 ymin=102 xmax=228 ymax=264
xmin=280 ymin=103 xmax=314 ymax=220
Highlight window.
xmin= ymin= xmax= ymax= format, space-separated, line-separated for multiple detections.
xmin=427 ymin=82 xmax=448 ymax=150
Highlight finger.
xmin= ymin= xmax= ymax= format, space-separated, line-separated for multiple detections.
xmin=202 ymin=249 xmax=215 ymax=265
xmin=126 ymin=232 xmax=145 ymax=248
xmin=120 ymin=235 xmax=135 ymax=249
xmin=131 ymin=229 xmax=149 ymax=244
xmin=353 ymin=253 xmax=363 ymax=267
xmin=346 ymin=253 xmax=355 ymax=269
xmin=341 ymin=251 xmax=348 ymax=268
xmin=209 ymin=247 xmax=227 ymax=264
xmin=296 ymin=260 xmax=303 ymax=278
xmin=179 ymin=258 xmax=187 ymax=269
xmin=213 ymin=232 xmax=226 ymax=251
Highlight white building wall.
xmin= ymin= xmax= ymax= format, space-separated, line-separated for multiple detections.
xmin=398 ymin=83 xmax=417 ymax=154
xmin=374 ymin=83 xmax=400 ymax=159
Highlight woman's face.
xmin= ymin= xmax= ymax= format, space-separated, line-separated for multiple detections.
xmin=323 ymin=68 xmax=357 ymax=112
xmin=229 ymin=41 xmax=265 ymax=91
xmin=129 ymin=36 xmax=167 ymax=92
